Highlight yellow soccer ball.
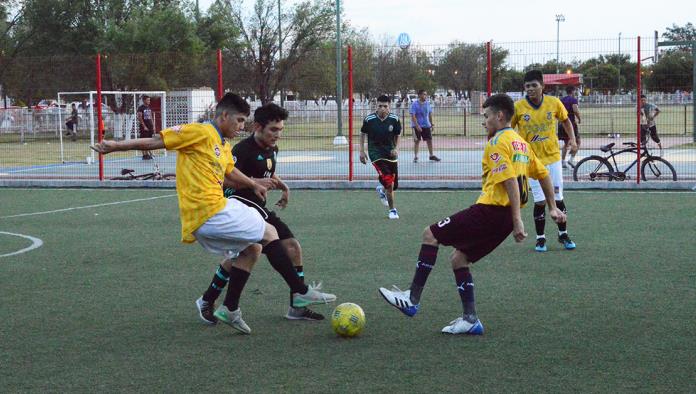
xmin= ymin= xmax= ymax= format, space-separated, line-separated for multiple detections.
xmin=331 ymin=302 xmax=366 ymax=337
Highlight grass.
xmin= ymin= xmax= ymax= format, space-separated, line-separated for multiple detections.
xmin=1 ymin=189 xmax=695 ymax=392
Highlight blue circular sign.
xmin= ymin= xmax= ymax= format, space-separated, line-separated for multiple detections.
xmin=397 ymin=33 xmax=411 ymax=49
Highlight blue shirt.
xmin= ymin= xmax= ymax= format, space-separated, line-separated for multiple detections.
xmin=409 ymin=100 xmax=432 ymax=128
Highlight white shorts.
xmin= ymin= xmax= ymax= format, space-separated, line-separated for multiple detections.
xmin=529 ymin=160 xmax=564 ymax=203
xmin=193 ymin=198 xmax=266 ymax=258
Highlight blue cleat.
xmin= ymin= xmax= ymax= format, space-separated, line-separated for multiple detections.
xmin=379 ymin=286 xmax=419 ymax=317
xmin=535 ymin=237 xmax=547 ymax=252
xmin=441 ymin=317 xmax=484 ymax=335
xmin=559 ymin=234 xmax=576 ymax=250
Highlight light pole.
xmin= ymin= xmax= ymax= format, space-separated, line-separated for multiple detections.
xmin=617 ymin=32 xmax=622 ymax=94
xmin=278 ymin=0 xmax=283 ymax=107
xmin=555 ymin=14 xmax=565 ymax=74
xmin=333 ymin=0 xmax=347 ymax=144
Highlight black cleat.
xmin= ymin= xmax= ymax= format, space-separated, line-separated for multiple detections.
xmin=196 ymin=296 xmax=218 ymax=325
xmin=285 ymin=306 xmax=325 ymax=321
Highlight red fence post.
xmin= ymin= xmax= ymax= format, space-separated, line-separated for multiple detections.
xmin=217 ymin=49 xmax=223 ymax=101
xmin=348 ymin=45 xmax=354 ymax=181
xmin=486 ymin=41 xmax=492 ymax=97
xmin=636 ymin=36 xmax=641 ymax=184
xmin=96 ymin=53 xmax=104 ymax=181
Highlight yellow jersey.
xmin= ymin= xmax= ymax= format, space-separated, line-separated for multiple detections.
xmin=511 ymin=95 xmax=568 ymax=165
xmin=476 ymin=128 xmax=548 ymax=207
xmin=160 ymin=123 xmax=234 ymax=243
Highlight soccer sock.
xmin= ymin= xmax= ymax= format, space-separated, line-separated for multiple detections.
xmin=533 ymin=204 xmax=546 ymax=237
xmin=453 ymin=267 xmax=476 ymax=320
xmin=202 ymin=264 xmax=231 ymax=303
xmin=264 ymin=240 xmax=308 ymax=294
xmin=223 ymin=266 xmax=250 ymax=311
xmin=556 ymin=200 xmax=567 ymax=232
xmin=409 ymin=244 xmax=438 ymax=304
xmin=290 ymin=266 xmax=305 ymax=307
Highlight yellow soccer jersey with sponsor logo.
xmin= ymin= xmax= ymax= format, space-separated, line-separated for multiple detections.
xmin=160 ymin=122 xmax=235 ymax=243
xmin=476 ymin=128 xmax=548 ymax=207
xmin=511 ymin=95 xmax=568 ymax=165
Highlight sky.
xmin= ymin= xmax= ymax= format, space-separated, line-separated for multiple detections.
xmin=198 ymin=0 xmax=694 ymax=45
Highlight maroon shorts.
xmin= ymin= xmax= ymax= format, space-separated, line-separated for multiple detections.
xmin=413 ymin=127 xmax=432 ymax=141
xmin=429 ymin=204 xmax=512 ymax=263
xmin=372 ymin=160 xmax=398 ymax=190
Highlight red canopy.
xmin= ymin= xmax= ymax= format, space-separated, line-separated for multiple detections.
xmin=543 ymin=73 xmax=583 ymax=85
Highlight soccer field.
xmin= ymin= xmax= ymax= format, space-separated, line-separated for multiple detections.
xmin=1 ymin=189 xmax=695 ymax=392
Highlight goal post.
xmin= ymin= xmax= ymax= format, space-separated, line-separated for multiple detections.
xmin=57 ymin=90 xmax=166 ymax=163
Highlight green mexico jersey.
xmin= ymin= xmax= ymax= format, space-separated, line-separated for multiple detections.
xmin=360 ymin=112 xmax=401 ymax=162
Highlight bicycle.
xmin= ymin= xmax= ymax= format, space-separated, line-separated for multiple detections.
xmin=572 ymin=141 xmax=677 ymax=182
xmin=110 ymin=164 xmax=176 ymax=180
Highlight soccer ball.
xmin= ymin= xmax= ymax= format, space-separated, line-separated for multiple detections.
xmin=331 ymin=302 xmax=366 ymax=337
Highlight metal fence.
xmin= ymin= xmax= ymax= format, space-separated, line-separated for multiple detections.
xmin=1 ymin=37 xmax=694 ymax=184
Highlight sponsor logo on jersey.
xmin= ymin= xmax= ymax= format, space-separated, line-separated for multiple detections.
xmin=511 ymin=141 xmax=528 ymax=153
xmin=489 ymin=152 xmax=501 ymax=163
xmin=214 ymin=145 xmax=221 ymax=158
xmin=512 ymin=153 xmax=529 ymax=163
xmin=492 ymin=163 xmax=508 ymax=174
xmin=530 ymin=134 xmax=549 ymax=142
xmin=257 ymin=154 xmax=264 ymax=160
xmin=523 ymin=114 xmax=531 ymax=122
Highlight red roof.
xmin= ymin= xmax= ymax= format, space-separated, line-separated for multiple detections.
xmin=543 ymin=73 xmax=583 ymax=85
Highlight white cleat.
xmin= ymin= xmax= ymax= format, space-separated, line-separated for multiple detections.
xmin=441 ymin=317 xmax=484 ymax=335
xmin=376 ymin=186 xmax=389 ymax=207
xmin=292 ymin=281 xmax=336 ymax=308
xmin=388 ymin=208 xmax=399 ymax=219
xmin=214 ymin=305 xmax=251 ymax=334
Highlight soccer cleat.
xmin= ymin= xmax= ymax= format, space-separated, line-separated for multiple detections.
xmin=413 ymin=157 xmax=418 ymax=163
xmin=535 ymin=237 xmax=547 ymax=252
xmin=214 ymin=305 xmax=251 ymax=334
xmin=388 ymin=208 xmax=399 ymax=219
xmin=378 ymin=286 xmax=419 ymax=317
xmin=558 ymin=234 xmax=576 ymax=250
xmin=195 ymin=296 xmax=218 ymax=325
xmin=562 ymin=161 xmax=569 ymax=169
xmin=292 ymin=282 xmax=337 ymax=308
xmin=567 ymin=158 xmax=576 ymax=168
xmin=441 ymin=317 xmax=484 ymax=335
xmin=285 ymin=306 xmax=325 ymax=321
xmin=376 ymin=186 xmax=389 ymax=207
xmin=429 ymin=155 xmax=441 ymax=162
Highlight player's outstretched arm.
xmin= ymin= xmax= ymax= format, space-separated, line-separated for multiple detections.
xmin=91 ymin=134 xmax=164 ymax=154
xmin=539 ymin=175 xmax=566 ymax=224
xmin=502 ymin=177 xmax=526 ymax=243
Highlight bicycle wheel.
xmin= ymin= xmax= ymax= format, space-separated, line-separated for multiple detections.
xmin=641 ymin=157 xmax=677 ymax=181
xmin=161 ymin=173 xmax=176 ymax=180
xmin=573 ymin=156 xmax=614 ymax=181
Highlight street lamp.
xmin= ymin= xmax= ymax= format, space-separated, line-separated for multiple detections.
xmin=617 ymin=32 xmax=622 ymax=94
xmin=555 ymin=14 xmax=565 ymax=74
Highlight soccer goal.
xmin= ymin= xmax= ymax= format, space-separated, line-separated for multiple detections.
xmin=57 ymin=90 xmax=166 ymax=163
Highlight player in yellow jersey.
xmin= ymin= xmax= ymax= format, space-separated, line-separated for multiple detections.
xmin=91 ymin=93 xmax=335 ymax=335
xmin=511 ymin=70 xmax=577 ymax=252
xmin=378 ymin=94 xmax=566 ymax=335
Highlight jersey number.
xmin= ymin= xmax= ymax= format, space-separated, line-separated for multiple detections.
xmin=437 ymin=217 xmax=451 ymax=228
xmin=517 ymin=175 xmax=529 ymax=205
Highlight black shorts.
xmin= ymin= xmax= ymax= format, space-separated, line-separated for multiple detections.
xmin=413 ymin=127 xmax=432 ymax=141
xmin=558 ymin=122 xmax=580 ymax=142
xmin=140 ymin=127 xmax=153 ymax=138
xmin=429 ymin=204 xmax=512 ymax=263
xmin=372 ymin=160 xmax=399 ymax=190
xmin=230 ymin=196 xmax=294 ymax=240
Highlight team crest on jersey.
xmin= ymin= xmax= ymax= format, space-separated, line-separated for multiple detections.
xmin=389 ymin=125 xmax=394 ymax=132
xmin=489 ymin=153 xmax=501 ymax=163
xmin=523 ymin=114 xmax=531 ymax=122
xmin=266 ymin=158 xmax=273 ymax=170
xmin=214 ymin=145 xmax=221 ymax=157
xmin=547 ymin=112 xmax=552 ymax=120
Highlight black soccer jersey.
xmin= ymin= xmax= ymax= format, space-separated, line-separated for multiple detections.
xmin=228 ymin=135 xmax=278 ymax=207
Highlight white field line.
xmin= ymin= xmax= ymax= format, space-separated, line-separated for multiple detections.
xmin=0 ymin=194 xmax=176 ymax=219
xmin=0 ymin=231 xmax=44 ymax=258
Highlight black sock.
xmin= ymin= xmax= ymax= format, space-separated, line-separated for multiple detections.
xmin=264 ymin=240 xmax=307 ymax=294
xmin=556 ymin=200 xmax=567 ymax=233
xmin=453 ymin=267 xmax=476 ymax=319
xmin=202 ymin=264 xmax=230 ymax=303
xmin=533 ymin=203 xmax=546 ymax=237
xmin=290 ymin=266 xmax=305 ymax=307
xmin=409 ymin=244 xmax=438 ymax=304
xmin=223 ymin=266 xmax=250 ymax=311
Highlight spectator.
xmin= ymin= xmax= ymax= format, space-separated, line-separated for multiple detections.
xmin=137 ymin=95 xmax=155 ymax=160
xmin=65 ymin=103 xmax=79 ymax=142
xmin=410 ymin=89 xmax=440 ymax=163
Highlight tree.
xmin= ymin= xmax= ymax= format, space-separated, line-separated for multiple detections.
xmin=225 ymin=0 xmax=335 ymax=103
xmin=663 ymin=22 xmax=696 ymax=49
xmin=436 ymin=42 xmax=505 ymax=99
xmin=648 ymin=50 xmax=693 ymax=91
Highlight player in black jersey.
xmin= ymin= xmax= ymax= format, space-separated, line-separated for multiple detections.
xmin=217 ymin=103 xmax=326 ymax=321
